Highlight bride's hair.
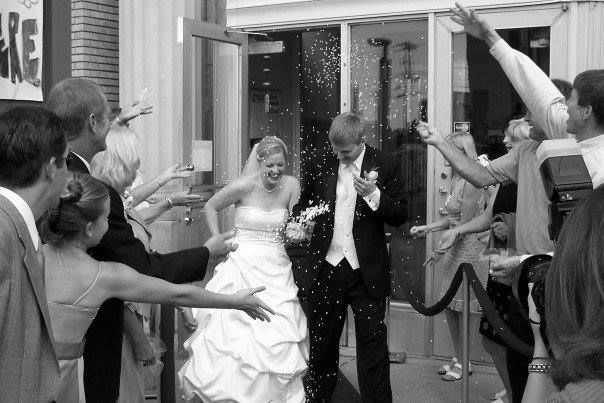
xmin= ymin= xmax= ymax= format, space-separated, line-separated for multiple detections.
xmin=256 ymin=136 xmax=288 ymax=162
xmin=38 ymin=172 xmax=109 ymax=243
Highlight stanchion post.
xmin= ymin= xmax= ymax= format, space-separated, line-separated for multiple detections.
xmin=461 ymin=268 xmax=470 ymax=403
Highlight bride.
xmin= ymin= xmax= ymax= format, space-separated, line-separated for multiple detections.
xmin=178 ymin=136 xmax=309 ymax=402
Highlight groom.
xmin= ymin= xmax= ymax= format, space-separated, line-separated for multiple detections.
xmin=294 ymin=112 xmax=407 ymax=402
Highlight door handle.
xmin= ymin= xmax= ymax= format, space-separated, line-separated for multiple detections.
xmin=183 ymin=216 xmax=203 ymax=225
xmin=438 ymin=186 xmax=448 ymax=194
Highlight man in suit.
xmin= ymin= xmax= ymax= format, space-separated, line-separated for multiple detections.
xmin=47 ymin=77 xmax=236 ymax=402
xmin=293 ymin=112 xmax=408 ymax=402
xmin=0 ymin=106 xmax=70 ymax=402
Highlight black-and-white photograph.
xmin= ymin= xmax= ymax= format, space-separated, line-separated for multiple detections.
xmin=1 ymin=1 xmax=603 ymax=402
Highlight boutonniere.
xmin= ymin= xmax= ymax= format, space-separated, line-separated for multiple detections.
xmin=365 ymin=167 xmax=379 ymax=182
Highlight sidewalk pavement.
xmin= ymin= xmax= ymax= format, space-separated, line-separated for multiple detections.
xmin=333 ymin=347 xmax=505 ymax=403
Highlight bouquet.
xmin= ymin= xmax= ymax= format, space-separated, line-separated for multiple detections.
xmin=286 ymin=201 xmax=330 ymax=242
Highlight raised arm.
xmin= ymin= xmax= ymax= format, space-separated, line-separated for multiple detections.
xmin=450 ymin=3 xmax=568 ymax=140
xmin=129 ymin=164 xmax=192 ymax=207
xmin=418 ymin=122 xmax=498 ymax=188
xmin=100 ymin=262 xmax=274 ymax=321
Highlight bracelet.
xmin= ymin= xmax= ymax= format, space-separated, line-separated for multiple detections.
xmin=527 ymin=362 xmax=551 ymax=373
xmin=154 ymin=178 xmax=163 ymax=188
xmin=164 ymin=196 xmax=174 ymax=210
xmin=532 ymin=356 xmax=551 ymax=361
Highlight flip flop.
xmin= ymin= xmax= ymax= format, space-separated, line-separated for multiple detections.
xmin=437 ymin=357 xmax=458 ymax=375
xmin=489 ymin=390 xmax=507 ymax=401
xmin=441 ymin=362 xmax=472 ymax=381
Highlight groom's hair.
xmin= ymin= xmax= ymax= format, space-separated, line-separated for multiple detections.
xmin=329 ymin=112 xmax=365 ymax=146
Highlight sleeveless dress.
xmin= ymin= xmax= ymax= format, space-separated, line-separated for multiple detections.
xmin=178 ymin=206 xmax=309 ymax=402
xmin=437 ymin=175 xmax=490 ymax=313
xmin=48 ymin=262 xmax=102 ymax=403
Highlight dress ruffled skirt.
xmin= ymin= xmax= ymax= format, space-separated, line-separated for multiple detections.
xmin=178 ymin=242 xmax=309 ymax=403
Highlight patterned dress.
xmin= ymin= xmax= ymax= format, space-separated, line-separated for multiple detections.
xmin=437 ymin=174 xmax=490 ymax=313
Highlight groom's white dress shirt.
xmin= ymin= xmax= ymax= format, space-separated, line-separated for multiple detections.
xmin=326 ymin=145 xmax=380 ymax=270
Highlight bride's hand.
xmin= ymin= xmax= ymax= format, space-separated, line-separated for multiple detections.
xmin=232 ymin=286 xmax=275 ymax=322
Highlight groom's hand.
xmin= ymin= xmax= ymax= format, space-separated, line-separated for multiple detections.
xmin=204 ymin=230 xmax=238 ymax=257
xmin=352 ymin=173 xmax=376 ymax=197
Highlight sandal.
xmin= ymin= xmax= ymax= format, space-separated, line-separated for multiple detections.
xmin=489 ymin=390 xmax=507 ymax=401
xmin=441 ymin=362 xmax=473 ymax=381
xmin=437 ymin=357 xmax=458 ymax=375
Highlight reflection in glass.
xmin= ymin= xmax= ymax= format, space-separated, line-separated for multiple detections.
xmin=452 ymin=28 xmax=550 ymax=159
xmin=351 ymin=21 xmax=428 ymax=302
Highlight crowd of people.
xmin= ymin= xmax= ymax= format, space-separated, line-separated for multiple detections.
xmin=0 ymin=2 xmax=603 ymax=403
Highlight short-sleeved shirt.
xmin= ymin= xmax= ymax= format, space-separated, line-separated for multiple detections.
xmin=486 ymin=139 xmax=554 ymax=255
xmin=578 ymin=134 xmax=604 ymax=188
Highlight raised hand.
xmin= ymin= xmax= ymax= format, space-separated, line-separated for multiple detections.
xmin=450 ymin=3 xmax=501 ymax=46
xmin=232 ymin=286 xmax=275 ymax=322
xmin=156 ymin=164 xmax=193 ymax=187
xmin=204 ymin=230 xmax=238 ymax=257
xmin=352 ymin=172 xmax=377 ymax=197
xmin=119 ymin=100 xmax=154 ymax=125
xmin=168 ymin=190 xmax=203 ymax=207
xmin=410 ymin=224 xmax=430 ymax=238
xmin=416 ymin=121 xmax=444 ymax=146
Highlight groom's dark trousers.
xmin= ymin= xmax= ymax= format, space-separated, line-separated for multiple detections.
xmin=307 ymin=259 xmax=391 ymax=402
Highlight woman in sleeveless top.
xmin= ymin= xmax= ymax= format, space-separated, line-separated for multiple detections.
xmin=410 ymin=132 xmax=490 ymax=381
xmin=40 ymin=173 xmax=274 ymax=403
xmin=178 ymin=136 xmax=308 ymax=402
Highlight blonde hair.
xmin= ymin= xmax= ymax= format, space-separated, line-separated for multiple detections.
xmin=505 ymin=118 xmax=530 ymax=141
xmin=90 ymin=151 xmax=137 ymax=192
xmin=328 ymin=112 xmax=365 ymax=145
xmin=447 ymin=131 xmax=478 ymax=160
xmin=256 ymin=136 xmax=288 ymax=161
xmin=90 ymin=125 xmax=141 ymax=192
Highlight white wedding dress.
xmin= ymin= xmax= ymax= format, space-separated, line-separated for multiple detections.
xmin=178 ymin=206 xmax=309 ymax=403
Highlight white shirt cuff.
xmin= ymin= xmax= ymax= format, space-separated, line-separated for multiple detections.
xmin=489 ymin=38 xmax=509 ymax=58
xmin=363 ymin=187 xmax=381 ymax=211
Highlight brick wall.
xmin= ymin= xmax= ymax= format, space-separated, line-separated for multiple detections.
xmin=71 ymin=0 xmax=119 ymax=106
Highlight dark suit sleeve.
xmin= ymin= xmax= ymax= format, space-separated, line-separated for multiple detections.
xmin=88 ymin=185 xmax=207 ymax=284
xmin=292 ymin=157 xmax=317 ymax=218
xmin=372 ymin=155 xmax=408 ymax=227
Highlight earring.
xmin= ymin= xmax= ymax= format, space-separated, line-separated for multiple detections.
xmin=88 ymin=232 xmax=94 ymax=238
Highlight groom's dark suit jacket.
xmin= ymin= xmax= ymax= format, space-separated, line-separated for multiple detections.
xmin=67 ymin=153 xmax=208 ymax=401
xmin=293 ymin=144 xmax=408 ymax=299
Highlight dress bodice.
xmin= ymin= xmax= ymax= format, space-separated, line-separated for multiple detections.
xmin=444 ymin=175 xmax=488 ymax=228
xmin=48 ymin=262 xmax=102 ymax=360
xmin=234 ymin=206 xmax=288 ymax=245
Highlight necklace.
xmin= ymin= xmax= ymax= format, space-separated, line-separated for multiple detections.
xmin=50 ymin=244 xmax=87 ymax=266
xmin=259 ymin=176 xmax=279 ymax=193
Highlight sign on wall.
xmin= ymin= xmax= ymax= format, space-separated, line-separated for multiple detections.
xmin=0 ymin=0 xmax=44 ymax=101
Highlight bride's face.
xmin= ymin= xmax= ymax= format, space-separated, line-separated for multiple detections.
xmin=259 ymin=152 xmax=286 ymax=185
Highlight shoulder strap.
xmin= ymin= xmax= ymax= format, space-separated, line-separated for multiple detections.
xmin=73 ymin=261 xmax=103 ymax=306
